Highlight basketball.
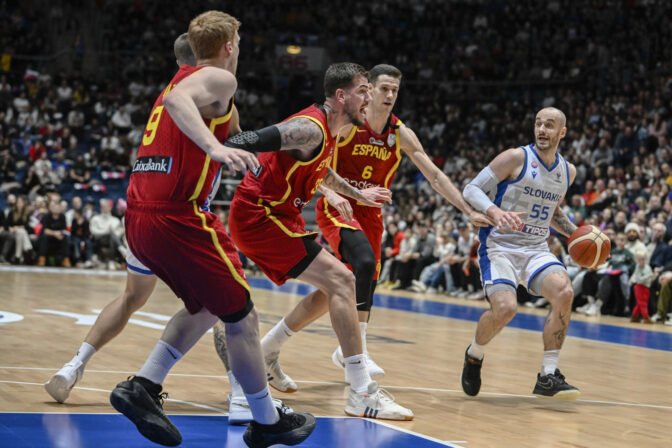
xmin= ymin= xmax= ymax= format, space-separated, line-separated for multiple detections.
xmin=567 ymin=225 xmax=611 ymax=269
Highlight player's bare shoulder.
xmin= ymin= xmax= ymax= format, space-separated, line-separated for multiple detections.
xmin=490 ymin=146 xmax=526 ymax=181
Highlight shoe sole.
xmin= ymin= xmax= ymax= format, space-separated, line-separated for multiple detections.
xmin=533 ymin=389 xmax=581 ymax=401
xmin=268 ymin=382 xmax=297 ymax=394
xmin=110 ymin=386 xmax=182 ymax=446
xmin=45 ymin=375 xmax=71 ymax=403
xmin=344 ymin=408 xmax=414 ymax=421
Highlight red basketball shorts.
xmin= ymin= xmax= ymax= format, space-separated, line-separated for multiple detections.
xmin=315 ymin=197 xmax=383 ymax=279
xmin=229 ymin=194 xmax=320 ymax=285
xmin=125 ymin=200 xmax=251 ymax=321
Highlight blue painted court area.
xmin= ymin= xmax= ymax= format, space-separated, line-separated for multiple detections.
xmin=0 ymin=413 xmax=447 ymax=448
xmin=247 ymin=277 xmax=672 ymax=352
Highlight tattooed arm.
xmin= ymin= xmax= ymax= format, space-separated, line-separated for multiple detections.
xmin=213 ymin=322 xmax=230 ymax=371
xmin=551 ymin=206 xmax=577 ymax=238
xmin=322 ymin=168 xmax=391 ymax=208
xmin=551 ymin=162 xmax=578 ymax=238
xmin=275 ymin=118 xmax=325 ymax=159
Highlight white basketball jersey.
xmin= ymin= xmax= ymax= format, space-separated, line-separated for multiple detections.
xmin=482 ymin=143 xmax=569 ymax=249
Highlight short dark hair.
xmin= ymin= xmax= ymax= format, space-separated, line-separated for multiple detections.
xmin=369 ymin=64 xmax=402 ymax=84
xmin=174 ymin=33 xmax=196 ymax=66
xmin=324 ymin=62 xmax=368 ymax=97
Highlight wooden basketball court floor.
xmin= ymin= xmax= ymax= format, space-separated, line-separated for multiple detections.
xmin=1 ymin=267 xmax=671 ymax=447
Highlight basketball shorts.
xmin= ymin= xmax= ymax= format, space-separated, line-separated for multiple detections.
xmin=229 ymin=194 xmax=322 ymax=285
xmin=126 ymin=249 xmax=153 ymax=276
xmin=315 ymin=197 xmax=383 ymax=279
xmin=125 ymin=200 xmax=252 ymax=322
xmin=478 ymin=241 xmax=565 ymax=297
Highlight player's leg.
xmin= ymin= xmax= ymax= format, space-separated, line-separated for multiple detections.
xmin=332 ymin=228 xmax=384 ymax=380
xmin=530 ymin=264 xmax=580 ymax=400
xmin=296 ymin=248 xmax=413 ymax=420
xmin=213 ymin=323 xmax=291 ymax=425
xmin=461 ymin=284 xmax=518 ymax=396
xmin=45 ymin=271 xmax=157 ymax=403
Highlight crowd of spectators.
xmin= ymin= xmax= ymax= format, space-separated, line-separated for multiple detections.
xmin=2 ymin=0 xmax=672 ymax=324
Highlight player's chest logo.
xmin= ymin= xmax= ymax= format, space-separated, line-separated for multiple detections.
xmin=387 ymin=133 xmax=396 ymax=147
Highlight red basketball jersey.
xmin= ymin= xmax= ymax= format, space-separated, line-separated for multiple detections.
xmin=235 ymin=104 xmax=335 ymax=216
xmin=127 ymin=65 xmax=233 ymax=207
xmin=334 ymin=113 xmax=403 ymax=208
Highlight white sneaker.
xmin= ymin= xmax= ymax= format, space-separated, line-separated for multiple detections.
xmin=227 ymin=394 xmax=291 ymax=425
xmin=650 ymin=314 xmax=662 ymax=323
xmin=345 ymin=381 xmax=414 ymax=421
xmin=427 ymin=287 xmax=438 ymax=295
xmin=466 ymin=290 xmax=484 ymax=300
xmin=585 ymin=300 xmax=602 ymax=316
xmin=664 ymin=319 xmax=672 ymax=326
xmin=332 ymin=347 xmax=385 ymax=383
xmin=44 ymin=360 xmax=84 ymax=403
xmin=265 ymin=352 xmax=297 ymax=393
xmin=411 ymin=280 xmax=427 ymax=292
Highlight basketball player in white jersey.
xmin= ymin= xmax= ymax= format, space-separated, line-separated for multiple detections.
xmin=461 ymin=107 xmax=580 ymax=400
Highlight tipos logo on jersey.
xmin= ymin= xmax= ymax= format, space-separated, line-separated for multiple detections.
xmin=132 ymin=156 xmax=173 ymax=174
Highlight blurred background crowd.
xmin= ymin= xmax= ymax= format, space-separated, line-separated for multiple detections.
xmin=2 ymin=0 xmax=672 ymax=324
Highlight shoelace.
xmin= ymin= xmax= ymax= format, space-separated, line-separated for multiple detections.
xmin=371 ymin=386 xmax=396 ymax=405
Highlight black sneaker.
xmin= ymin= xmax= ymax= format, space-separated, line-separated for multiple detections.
xmin=460 ymin=347 xmax=483 ymax=396
xmin=243 ymin=406 xmax=316 ymax=448
xmin=110 ymin=376 xmax=182 ymax=446
xmin=533 ymin=369 xmax=580 ymax=401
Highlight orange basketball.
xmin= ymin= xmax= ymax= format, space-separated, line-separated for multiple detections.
xmin=567 ymin=225 xmax=611 ymax=269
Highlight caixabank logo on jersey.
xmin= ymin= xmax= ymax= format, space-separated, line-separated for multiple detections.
xmin=131 ymin=156 xmax=173 ymax=174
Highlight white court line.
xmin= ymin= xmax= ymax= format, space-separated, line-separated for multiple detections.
xmin=372 ymin=419 xmax=467 ymax=447
xmin=3 ymin=366 xmax=672 ymax=411
xmin=0 ymin=380 xmax=469 ymax=445
xmin=0 ymin=380 xmax=227 ymax=413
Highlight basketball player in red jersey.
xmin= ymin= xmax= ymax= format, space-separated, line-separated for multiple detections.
xmin=261 ymin=64 xmax=493 ymax=385
xmin=225 ymin=62 xmax=413 ymax=420
xmin=46 ymin=32 xmax=265 ymax=426
xmin=107 ymin=11 xmax=315 ymax=448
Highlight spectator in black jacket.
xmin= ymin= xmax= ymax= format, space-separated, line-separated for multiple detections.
xmin=37 ymin=200 xmax=70 ymax=267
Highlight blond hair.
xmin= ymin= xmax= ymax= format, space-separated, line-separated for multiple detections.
xmin=188 ymin=11 xmax=240 ymax=60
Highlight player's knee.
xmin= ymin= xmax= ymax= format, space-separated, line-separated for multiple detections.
xmin=494 ymin=300 xmax=518 ymax=322
xmin=224 ymin=307 xmax=259 ymax=337
xmin=328 ymin=267 xmax=356 ymax=299
xmin=554 ymin=284 xmax=574 ymax=308
xmin=352 ymin=252 xmax=376 ymax=280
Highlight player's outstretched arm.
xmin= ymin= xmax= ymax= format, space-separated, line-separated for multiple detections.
xmin=463 ymin=147 xmax=526 ymax=232
xmin=163 ymin=68 xmax=258 ymax=173
xmin=322 ymin=168 xmax=392 ymax=208
xmin=399 ymin=124 xmax=493 ymax=227
xmin=550 ymin=163 xmax=577 ymax=237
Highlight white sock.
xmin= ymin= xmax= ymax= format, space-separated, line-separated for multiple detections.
xmin=467 ymin=337 xmax=485 ymax=360
xmin=359 ymin=322 xmax=368 ymax=354
xmin=261 ymin=318 xmax=295 ymax=355
xmin=542 ymin=350 xmax=560 ymax=376
xmin=228 ymin=370 xmax=244 ymax=398
xmin=246 ymin=385 xmax=280 ymax=425
xmin=137 ymin=340 xmax=183 ymax=385
xmin=73 ymin=342 xmax=96 ymax=366
xmin=345 ymin=354 xmax=372 ymax=394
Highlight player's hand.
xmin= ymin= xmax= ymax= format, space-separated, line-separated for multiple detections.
xmin=329 ymin=193 xmax=354 ymax=222
xmin=489 ymin=208 xmax=525 ymax=233
xmin=211 ymin=145 xmax=260 ymax=174
xmin=358 ymin=187 xmax=392 ymax=208
xmin=467 ymin=210 xmax=495 ymax=228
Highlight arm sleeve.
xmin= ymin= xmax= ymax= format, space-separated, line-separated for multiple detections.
xmin=463 ymin=166 xmax=500 ymax=213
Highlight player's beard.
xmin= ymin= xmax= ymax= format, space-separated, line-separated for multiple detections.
xmin=347 ymin=108 xmax=365 ymax=126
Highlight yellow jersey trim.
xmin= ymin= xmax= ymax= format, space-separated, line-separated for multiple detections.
xmin=191 ymin=201 xmax=250 ymax=293
xmin=384 ymin=125 xmax=403 ymax=189
xmin=337 ymin=125 xmax=358 ymax=148
xmin=269 ymin=115 xmax=328 ymax=208
xmin=258 ymin=199 xmax=317 ymax=238
xmin=323 ymin=198 xmax=358 ymax=231
xmin=187 ymin=103 xmax=234 ymax=202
